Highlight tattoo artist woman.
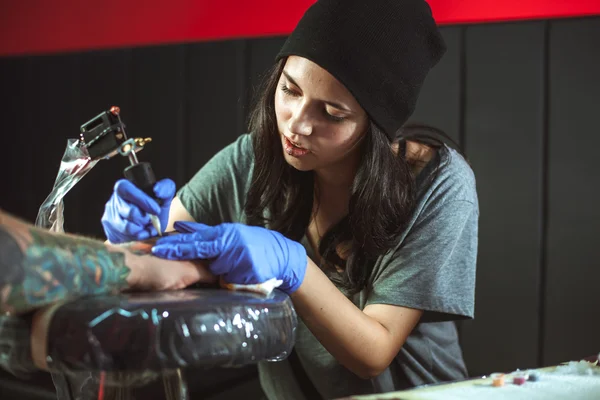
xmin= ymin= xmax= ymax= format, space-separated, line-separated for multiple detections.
xmin=101 ymin=1 xmax=479 ymax=398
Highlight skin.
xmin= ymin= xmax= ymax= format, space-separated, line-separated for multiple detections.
xmin=275 ymin=57 xmax=369 ymax=177
xmin=165 ymin=56 xmax=437 ymax=379
xmin=30 ymin=301 xmax=62 ymax=370
xmin=0 ymin=209 xmax=216 ymax=316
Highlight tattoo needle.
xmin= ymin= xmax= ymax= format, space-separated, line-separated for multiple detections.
xmin=150 ymin=215 xmax=162 ymax=237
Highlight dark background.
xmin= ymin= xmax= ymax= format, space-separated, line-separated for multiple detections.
xmin=1 ymin=14 xmax=599 ymax=400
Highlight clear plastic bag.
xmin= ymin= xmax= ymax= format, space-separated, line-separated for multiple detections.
xmin=35 ymin=139 xmax=98 ymax=233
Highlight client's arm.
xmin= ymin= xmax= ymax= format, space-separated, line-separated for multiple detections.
xmin=0 ymin=208 xmax=216 ymax=315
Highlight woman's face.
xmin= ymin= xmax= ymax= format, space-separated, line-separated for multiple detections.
xmin=274 ymin=56 xmax=369 ymax=173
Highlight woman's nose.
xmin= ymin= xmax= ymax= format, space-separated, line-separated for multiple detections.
xmin=287 ymin=105 xmax=313 ymax=136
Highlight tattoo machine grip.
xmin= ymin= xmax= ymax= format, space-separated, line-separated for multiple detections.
xmin=123 ymin=162 xmax=162 ymax=206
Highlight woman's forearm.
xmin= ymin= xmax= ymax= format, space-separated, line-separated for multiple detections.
xmin=291 ymin=259 xmax=394 ymax=378
xmin=291 ymin=259 xmax=421 ymax=379
xmin=0 ymin=210 xmax=140 ymax=315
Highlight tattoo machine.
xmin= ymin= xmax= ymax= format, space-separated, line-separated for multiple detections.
xmin=79 ymin=106 xmax=163 ymax=235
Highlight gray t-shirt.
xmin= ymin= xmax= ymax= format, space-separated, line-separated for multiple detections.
xmin=178 ymin=133 xmax=479 ymax=399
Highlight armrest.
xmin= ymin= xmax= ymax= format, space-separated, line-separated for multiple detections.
xmin=42 ymin=289 xmax=296 ymax=376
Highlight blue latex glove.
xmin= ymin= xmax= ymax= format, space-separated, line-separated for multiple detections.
xmin=151 ymin=221 xmax=308 ymax=294
xmin=101 ymin=178 xmax=176 ymax=243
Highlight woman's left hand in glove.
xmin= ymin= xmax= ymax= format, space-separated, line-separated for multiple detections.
xmin=151 ymin=221 xmax=308 ymax=294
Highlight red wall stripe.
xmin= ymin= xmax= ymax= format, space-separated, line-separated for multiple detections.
xmin=1 ymin=0 xmax=599 ymax=57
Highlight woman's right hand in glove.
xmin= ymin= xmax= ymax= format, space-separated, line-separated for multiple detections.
xmin=101 ymin=178 xmax=176 ymax=243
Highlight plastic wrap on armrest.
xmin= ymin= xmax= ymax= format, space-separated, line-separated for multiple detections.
xmin=0 ymin=315 xmax=37 ymax=378
xmin=46 ymin=289 xmax=296 ymax=375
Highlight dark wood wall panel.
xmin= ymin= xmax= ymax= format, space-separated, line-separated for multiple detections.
xmin=130 ymin=45 xmax=188 ymax=187
xmin=409 ymin=27 xmax=463 ymax=145
xmin=245 ymin=37 xmax=288 ymax=121
xmin=544 ymin=18 xmax=600 ymax=366
xmin=25 ymin=55 xmax=80 ymax=207
xmin=186 ymin=41 xmax=248 ymax=176
xmin=1 ymin=58 xmax=36 ymax=222
xmin=459 ymin=22 xmax=546 ymax=375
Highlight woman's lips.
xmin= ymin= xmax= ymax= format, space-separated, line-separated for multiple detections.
xmin=284 ymin=136 xmax=310 ymax=157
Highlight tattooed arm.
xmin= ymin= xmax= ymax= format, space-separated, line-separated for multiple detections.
xmin=0 ymin=208 xmax=215 ymax=315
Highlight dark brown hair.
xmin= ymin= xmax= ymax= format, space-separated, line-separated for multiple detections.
xmin=244 ymin=59 xmax=416 ymax=294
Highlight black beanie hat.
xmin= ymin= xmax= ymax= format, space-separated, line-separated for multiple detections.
xmin=277 ymin=0 xmax=446 ymax=141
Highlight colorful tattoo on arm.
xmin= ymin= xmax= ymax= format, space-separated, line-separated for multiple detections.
xmin=0 ymin=226 xmax=131 ymax=315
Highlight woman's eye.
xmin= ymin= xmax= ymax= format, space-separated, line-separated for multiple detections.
xmin=325 ymin=112 xmax=346 ymax=123
xmin=280 ymin=84 xmax=299 ymax=97
xmin=280 ymin=83 xmax=346 ymax=123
